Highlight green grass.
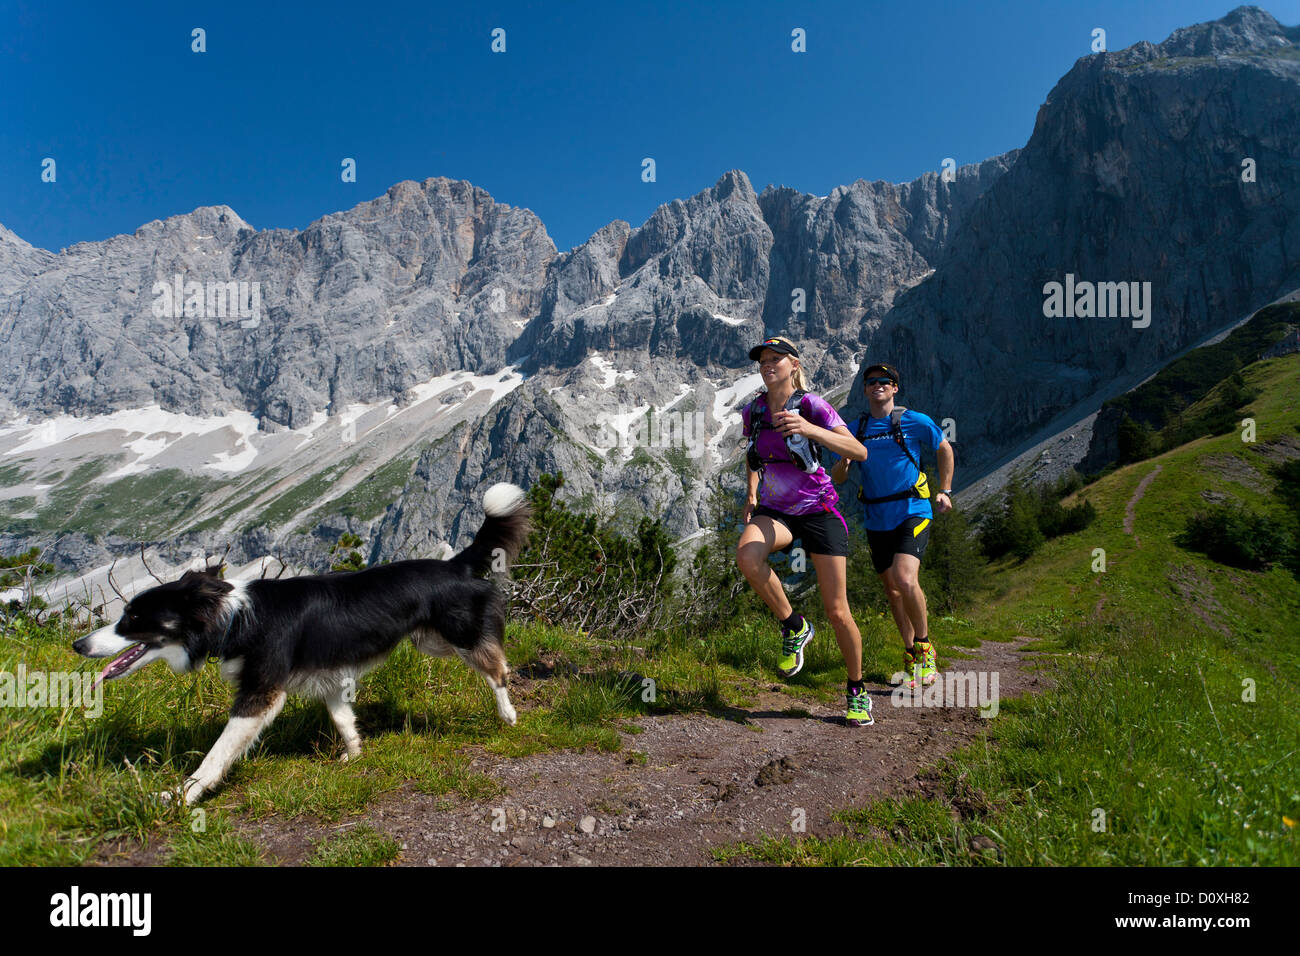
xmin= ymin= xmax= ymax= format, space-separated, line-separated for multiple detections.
xmin=717 ymin=353 xmax=1300 ymax=867
xmin=0 ymin=583 xmax=934 ymax=864
xmin=166 ymin=811 xmax=269 ymax=866
xmin=186 ymin=468 xmax=287 ymax=534
xmin=722 ymin=617 xmax=1299 ymax=865
xmin=4 ymin=458 xmax=111 ymax=534
xmin=1 ymin=444 xmax=412 ymax=543
xmin=0 ymin=462 xmax=29 ymax=486
xmin=0 ymin=606 xmax=830 ymax=863
xmin=307 ymin=823 xmax=400 ymax=867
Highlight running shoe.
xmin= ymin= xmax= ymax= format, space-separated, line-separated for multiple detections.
xmin=891 ymin=646 xmax=918 ymax=686
xmin=777 ymin=619 xmax=815 ymax=678
xmin=846 ymin=684 xmax=874 ymax=727
xmin=914 ymin=639 xmax=937 ymax=686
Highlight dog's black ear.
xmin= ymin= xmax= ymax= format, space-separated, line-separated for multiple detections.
xmin=181 ymin=564 xmax=226 ymax=581
xmin=180 ymin=568 xmax=233 ymax=595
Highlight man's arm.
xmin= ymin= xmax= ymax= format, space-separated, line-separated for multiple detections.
xmin=934 ymin=439 xmax=955 ymax=513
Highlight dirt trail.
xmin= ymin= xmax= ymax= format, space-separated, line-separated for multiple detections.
xmin=1124 ymin=464 xmax=1163 ymax=541
xmin=185 ymin=635 xmax=1045 ymax=867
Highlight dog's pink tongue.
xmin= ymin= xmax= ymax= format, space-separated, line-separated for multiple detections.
xmin=93 ymin=643 xmax=146 ymax=690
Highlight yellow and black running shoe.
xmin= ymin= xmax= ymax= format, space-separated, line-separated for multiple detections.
xmin=846 ymin=684 xmax=874 ymax=727
xmin=777 ymin=619 xmax=815 ymax=678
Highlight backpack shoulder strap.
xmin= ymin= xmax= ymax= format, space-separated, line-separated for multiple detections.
xmin=854 ymin=405 xmax=906 ymax=440
xmin=789 ymin=389 xmax=823 ymax=454
xmin=890 ymin=407 xmax=922 ymax=472
xmin=853 ymin=411 xmax=870 ymax=441
xmin=745 ymin=393 xmax=766 ymax=435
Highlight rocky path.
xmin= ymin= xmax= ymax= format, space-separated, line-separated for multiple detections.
xmin=223 ymin=636 xmax=1046 ymax=867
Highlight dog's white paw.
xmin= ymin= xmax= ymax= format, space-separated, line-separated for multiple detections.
xmin=494 ymin=687 xmax=517 ymax=726
xmin=181 ymin=777 xmax=207 ymax=807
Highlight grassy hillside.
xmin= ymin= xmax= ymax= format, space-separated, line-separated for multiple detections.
xmin=721 ymin=352 xmax=1300 ymax=865
xmin=1087 ymin=300 xmax=1299 ymax=469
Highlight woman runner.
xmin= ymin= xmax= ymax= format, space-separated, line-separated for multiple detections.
xmin=735 ymin=337 xmax=873 ymax=726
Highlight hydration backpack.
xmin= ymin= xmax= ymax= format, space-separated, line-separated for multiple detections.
xmin=854 ymin=406 xmax=930 ymax=505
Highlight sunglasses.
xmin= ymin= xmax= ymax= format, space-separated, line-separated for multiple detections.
xmin=864 ymin=376 xmax=896 ymax=387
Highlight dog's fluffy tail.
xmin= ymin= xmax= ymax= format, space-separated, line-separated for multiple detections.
xmin=453 ymin=483 xmax=533 ymax=576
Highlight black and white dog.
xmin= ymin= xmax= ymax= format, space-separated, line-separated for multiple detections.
xmin=73 ymin=483 xmax=532 ymax=805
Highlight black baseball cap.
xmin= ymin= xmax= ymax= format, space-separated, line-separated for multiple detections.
xmin=863 ymin=363 xmax=900 ymax=386
xmin=749 ymin=336 xmax=800 ymax=361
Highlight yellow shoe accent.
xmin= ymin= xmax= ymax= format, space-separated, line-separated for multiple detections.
xmin=915 ymin=640 xmax=937 ymax=685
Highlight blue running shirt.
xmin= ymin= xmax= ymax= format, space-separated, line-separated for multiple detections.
xmin=847 ymin=409 xmax=944 ymax=531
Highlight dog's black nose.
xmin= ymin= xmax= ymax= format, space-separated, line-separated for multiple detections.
xmin=72 ymin=637 xmax=89 ymax=655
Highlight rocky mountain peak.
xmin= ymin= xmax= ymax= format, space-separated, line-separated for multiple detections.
xmin=1 ymin=224 xmax=36 ymax=249
xmin=0 ymin=224 xmax=56 ymax=297
xmin=709 ymin=169 xmax=759 ymax=205
xmin=131 ymin=205 xmax=253 ymax=245
xmin=1154 ymin=5 xmax=1298 ymax=57
xmin=866 ymin=7 xmax=1300 ymax=477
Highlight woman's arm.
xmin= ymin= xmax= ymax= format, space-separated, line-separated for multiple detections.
xmin=743 ymin=466 xmax=759 ymax=523
xmin=777 ymin=413 xmax=867 ymax=462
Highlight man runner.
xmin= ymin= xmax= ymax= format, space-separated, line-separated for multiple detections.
xmin=831 ymin=363 xmax=954 ymax=688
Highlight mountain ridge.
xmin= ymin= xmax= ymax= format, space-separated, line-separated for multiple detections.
xmin=3 ymin=5 xmax=1298 ymax=575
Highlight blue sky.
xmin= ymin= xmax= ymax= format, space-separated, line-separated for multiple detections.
xmin=4 ymin=0 xmax=1298 ymax=254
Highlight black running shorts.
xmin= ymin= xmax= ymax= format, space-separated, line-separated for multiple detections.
xmin=752 ymin=504 xmax=849 ymax=558
xmin=866 ymin=515 xmax=932 ymax=574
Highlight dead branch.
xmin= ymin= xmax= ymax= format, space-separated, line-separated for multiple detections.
xmin=106 ymin=558 xmax=128 ymax=604
xmin=139 ymin=544 xmax=164 ymax=585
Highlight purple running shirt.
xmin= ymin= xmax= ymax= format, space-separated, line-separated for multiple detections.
xmin=741 ymin=391 xmax=847 ymax=516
